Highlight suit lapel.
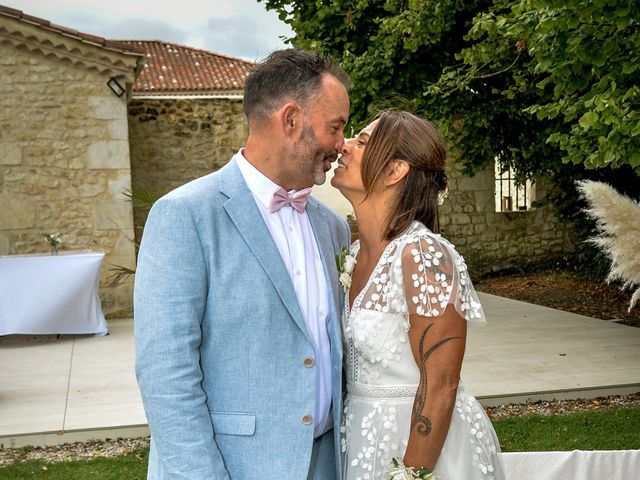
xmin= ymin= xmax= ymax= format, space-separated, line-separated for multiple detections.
xmin=306 ymin=198 xmax=341 ymax=319
xmin=306 ymin=198 xmax=344 ymax=375
xmin=219 ymin=158 xmax=308 ymax=339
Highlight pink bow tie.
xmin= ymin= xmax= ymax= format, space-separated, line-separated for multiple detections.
xmin=269 ymin=187 xmax=312 ymax=213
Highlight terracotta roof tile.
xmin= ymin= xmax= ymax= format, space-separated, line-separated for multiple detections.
xmin=117 ymin=40 xmax=256 ymax=93
xmin=0 ymin=6 xmax=254 ymax=94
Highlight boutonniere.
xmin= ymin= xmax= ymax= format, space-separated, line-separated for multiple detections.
xmin=335 ymin=246 xmax=357 ymax=292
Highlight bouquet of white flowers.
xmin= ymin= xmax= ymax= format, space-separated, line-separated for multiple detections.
xmin=389 ymin=458 xmax=435 ymax=480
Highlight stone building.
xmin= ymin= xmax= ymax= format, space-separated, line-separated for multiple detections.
xmin=439 ymin=162 xmax=576 ymax=276
xmin=0 ymin=6 xmax=144 ymax=317
xmin=1 ymin=4 xmax=575 ymax=323
xmin=121 ymin=40 xmax=255 ymax=241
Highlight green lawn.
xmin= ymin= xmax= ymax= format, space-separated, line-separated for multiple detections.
xmin=494 ymin=405 xmax=640 ymax=452
xmin=0 ymin=448 xmax=148 ymax=480
xmin=2 ymin=406 xmax=639 ymax=479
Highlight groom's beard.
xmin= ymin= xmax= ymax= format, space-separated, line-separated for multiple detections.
xmin=293 ymin=123 xmax=337 ymax=186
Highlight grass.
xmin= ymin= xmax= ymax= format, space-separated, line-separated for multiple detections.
xmin=0 ymin=448 xmax=148 ymax=480
xmin=2 ymin=406 xmax=639 ymax=478
xmin=494 ymin=405 xmax=640 ymax=451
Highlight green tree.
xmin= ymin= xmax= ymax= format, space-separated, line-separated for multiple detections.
xmin=431 ymin=0 xmax=640 ymax=175
xmin=262 ymin=0 xmax=639 ymax=275
xmin=425 ymin=0 xmax=640 ymax=278
xmin=261 ymin=0 xmax=490 ymax=126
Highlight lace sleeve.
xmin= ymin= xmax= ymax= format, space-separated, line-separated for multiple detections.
xmin=400 ymin=233 xmax=486 ymax=324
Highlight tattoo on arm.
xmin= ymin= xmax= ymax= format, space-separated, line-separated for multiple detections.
xmin=411 ymin=323 xmax=459 ymax=437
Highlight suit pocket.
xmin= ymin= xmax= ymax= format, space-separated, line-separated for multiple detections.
xmin=210 ymin=412 xmax=256 ymax=436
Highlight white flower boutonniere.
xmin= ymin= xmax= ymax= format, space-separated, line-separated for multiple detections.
xmin=336 ymin=246 xmax=356 ymax=292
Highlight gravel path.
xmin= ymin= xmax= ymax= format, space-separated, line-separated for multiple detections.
xmin=2 ymin=392 xmax=639 ymax=466
xmin=485 ymin=391 xmax=640 ymax=420
xmin=0 ymin=437 xmax=149 ymax=467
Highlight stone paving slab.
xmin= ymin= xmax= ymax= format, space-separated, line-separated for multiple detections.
xmin=463 ymin=294 xmax=640 ymax=405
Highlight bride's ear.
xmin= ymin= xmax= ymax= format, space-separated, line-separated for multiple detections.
xmin=384 ymin=160 xmax=410 ymax=188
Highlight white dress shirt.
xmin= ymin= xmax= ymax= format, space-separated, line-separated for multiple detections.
xmin=236 ymin=150 xmax=333 ymax=437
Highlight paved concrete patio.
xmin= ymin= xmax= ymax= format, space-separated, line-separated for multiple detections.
xmin=1 ymin=293 xmax=639 ymax=448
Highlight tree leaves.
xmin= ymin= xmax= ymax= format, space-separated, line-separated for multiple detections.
xmin=579 ymin=111 xmax=599 ymax=130
xmin=261 ymin=0 xmax=639 ymax=279
xmin=261 ymin=2 xmax=639 ymax=175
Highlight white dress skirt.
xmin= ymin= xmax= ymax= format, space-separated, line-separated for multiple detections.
xmin=340 ymin=222 xmax=506 ymax=480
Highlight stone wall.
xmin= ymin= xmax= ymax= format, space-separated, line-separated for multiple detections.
xmin=439 ymin=161 xmax=577 ymax=276
xmin=127 ymin=98 xmax=248 ymax=238
xmin=324 ymin=154 xmax=576 ymax=276
xmin=0 ymin=42 xmax=137 ymax=317
xmin=126 ymin=98 xmax=576 ymax=277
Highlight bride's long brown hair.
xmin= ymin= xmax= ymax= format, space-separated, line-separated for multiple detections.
xmin=360 ymin=110 xmax=448 ymax=240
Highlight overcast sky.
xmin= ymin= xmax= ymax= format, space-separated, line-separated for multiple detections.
xmin=6 ymin=0 xmax=294 ymax=61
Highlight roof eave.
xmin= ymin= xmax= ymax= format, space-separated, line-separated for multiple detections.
xmin=131 ymin=89 xmax=244 ymax=100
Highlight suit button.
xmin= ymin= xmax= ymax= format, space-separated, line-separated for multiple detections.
xmin=302 ymin=415 xmax=313 ymax=425
xmin=303 ymin=358 xmax=315 ymax=368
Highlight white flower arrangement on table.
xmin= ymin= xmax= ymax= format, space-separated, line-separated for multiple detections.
xmin=389 ymin=457 xmax=436 ymax=480
xmin=43 ymin=232 xmax=62 ymax=255
xmin=335 ymin=246 xmax=357 ymax=292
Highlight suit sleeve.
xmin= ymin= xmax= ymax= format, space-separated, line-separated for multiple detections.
xmin=134 ymin=195 xmax=230 ymax=480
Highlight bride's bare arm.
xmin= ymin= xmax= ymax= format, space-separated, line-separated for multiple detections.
xmin=403 ymin=305 xmax=467 ymax=471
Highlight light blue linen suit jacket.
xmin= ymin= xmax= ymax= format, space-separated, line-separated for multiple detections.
xmin=134 ymin=155 xmax=351 ymax=480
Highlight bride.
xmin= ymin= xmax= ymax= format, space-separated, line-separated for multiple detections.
xmin=332 ymin=110 xmax=505 ymax=480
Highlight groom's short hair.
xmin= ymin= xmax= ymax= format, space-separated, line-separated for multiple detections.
xmin=243 ymin=49 xmax=348 ymax=125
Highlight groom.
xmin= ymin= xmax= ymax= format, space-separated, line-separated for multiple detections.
xmin=134 ymin=49 xmax=351 ymax=479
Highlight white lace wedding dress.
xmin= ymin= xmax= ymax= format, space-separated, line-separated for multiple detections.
xmin=340 ymin=221 xmax=505 ymax=480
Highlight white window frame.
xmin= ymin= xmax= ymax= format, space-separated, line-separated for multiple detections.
xmin=494 ymin=160 xmax=535 ymax=212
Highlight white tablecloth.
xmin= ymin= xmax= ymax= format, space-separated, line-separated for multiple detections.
xmin=0 ymin=251 xmax=108 ymax=336
xmin=502 ymin=450 xmax=640 ymax=479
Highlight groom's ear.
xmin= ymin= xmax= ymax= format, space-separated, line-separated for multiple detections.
xmin=279 ymin=101 xmax=302 ymax=138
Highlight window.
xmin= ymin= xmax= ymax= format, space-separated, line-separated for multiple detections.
xmin=494 ymin=160 xmax=535 ymax=212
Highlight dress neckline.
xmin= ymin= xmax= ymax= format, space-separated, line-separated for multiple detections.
xmin=345 ymin=235 xmax=400 ymax=318
xmin=345 ymin=221 xmax=435 ymax=320
xmin=346 ymin=221 xmax=438 ymax=320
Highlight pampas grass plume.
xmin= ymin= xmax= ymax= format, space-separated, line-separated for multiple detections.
xmin=577 ymin=180 xmax=640 ymax=311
